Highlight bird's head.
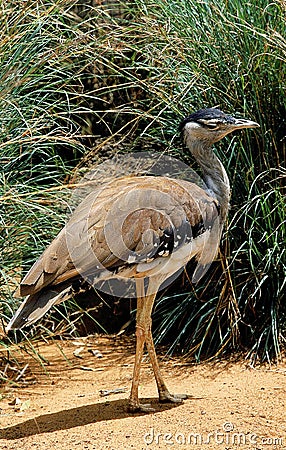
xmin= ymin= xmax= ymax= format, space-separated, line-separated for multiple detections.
xmin=180 ymin=108 xmax=260 ymax=145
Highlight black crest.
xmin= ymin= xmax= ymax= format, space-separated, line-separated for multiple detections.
xmin=179 ymin=107 xmax=235 ymax=131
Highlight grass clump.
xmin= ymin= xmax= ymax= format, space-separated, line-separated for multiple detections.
xmin=101 ymin=0 xmax=284 ymax=361
xmin=0 ymin=0 xmax=285 ymax=364
xmin=0 ymin=1 xmax=93 ymax=328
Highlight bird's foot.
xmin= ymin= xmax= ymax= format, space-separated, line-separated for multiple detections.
xmin=128 ymin=401 xmax=156 ymax=413
xmin=159 ymin=392 xmax=189 ymax=404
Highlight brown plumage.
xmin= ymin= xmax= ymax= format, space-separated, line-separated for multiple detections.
xmin=6 ymin=108 xmax=259 ymax=412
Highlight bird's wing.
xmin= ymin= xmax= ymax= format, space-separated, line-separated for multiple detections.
xmin=16 ymin=176 xmax=221 ymax=298
xmin=7 ymin=175 xmax=222 ymax=330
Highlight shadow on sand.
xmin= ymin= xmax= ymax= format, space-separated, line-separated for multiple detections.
xmin=1 ymin=397 xmax=181 ymax=440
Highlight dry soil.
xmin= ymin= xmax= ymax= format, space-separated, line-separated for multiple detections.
xmin=1 ymin=335 xmax=285 ymax=450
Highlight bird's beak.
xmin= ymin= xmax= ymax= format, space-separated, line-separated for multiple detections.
xmin=231 ymin=118 xmax=260 ymax=130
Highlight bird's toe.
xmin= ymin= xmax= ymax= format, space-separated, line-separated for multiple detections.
xmin=159 ymin=392 xmax=189 ymax=404
xmin=128 ymin=402 xmax=156 ymax=413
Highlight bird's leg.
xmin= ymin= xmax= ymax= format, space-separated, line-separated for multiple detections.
xmin=145 ymin=313 xmax=188 ymax=404
xmin=128 ymin=292 xmax=188 ymax=413
xmin=128 ymin=296 xmax=155 ymax=413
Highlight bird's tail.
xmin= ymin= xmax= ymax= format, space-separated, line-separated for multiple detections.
xmin=6 ymin=285 xmax=73 ymax=331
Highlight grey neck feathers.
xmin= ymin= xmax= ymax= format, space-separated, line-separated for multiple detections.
xmin=187 ymin=140 xmax=230 ymax=222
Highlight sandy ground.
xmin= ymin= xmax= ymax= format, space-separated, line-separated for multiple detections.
xmin=1 ymin=335 xmax=286 ymax=450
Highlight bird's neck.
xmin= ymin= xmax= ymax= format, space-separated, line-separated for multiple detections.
xmin=189 ymin=141 xmax=230 ymax=221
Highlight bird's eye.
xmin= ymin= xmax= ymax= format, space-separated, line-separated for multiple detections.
xmin=198 ymin=119 xmax=221 ymax=129
xmin=205 ymin=123 xmax=219 ymax=129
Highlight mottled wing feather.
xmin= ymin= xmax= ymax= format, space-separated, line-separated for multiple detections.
xmin=16 ymin=228 xmax=75 ymax=297
xmin=16 ymin=176 xmax=221 ymax=298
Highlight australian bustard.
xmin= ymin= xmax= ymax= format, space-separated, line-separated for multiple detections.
xmin=6 ymin=108 xmax=259 ymax=412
